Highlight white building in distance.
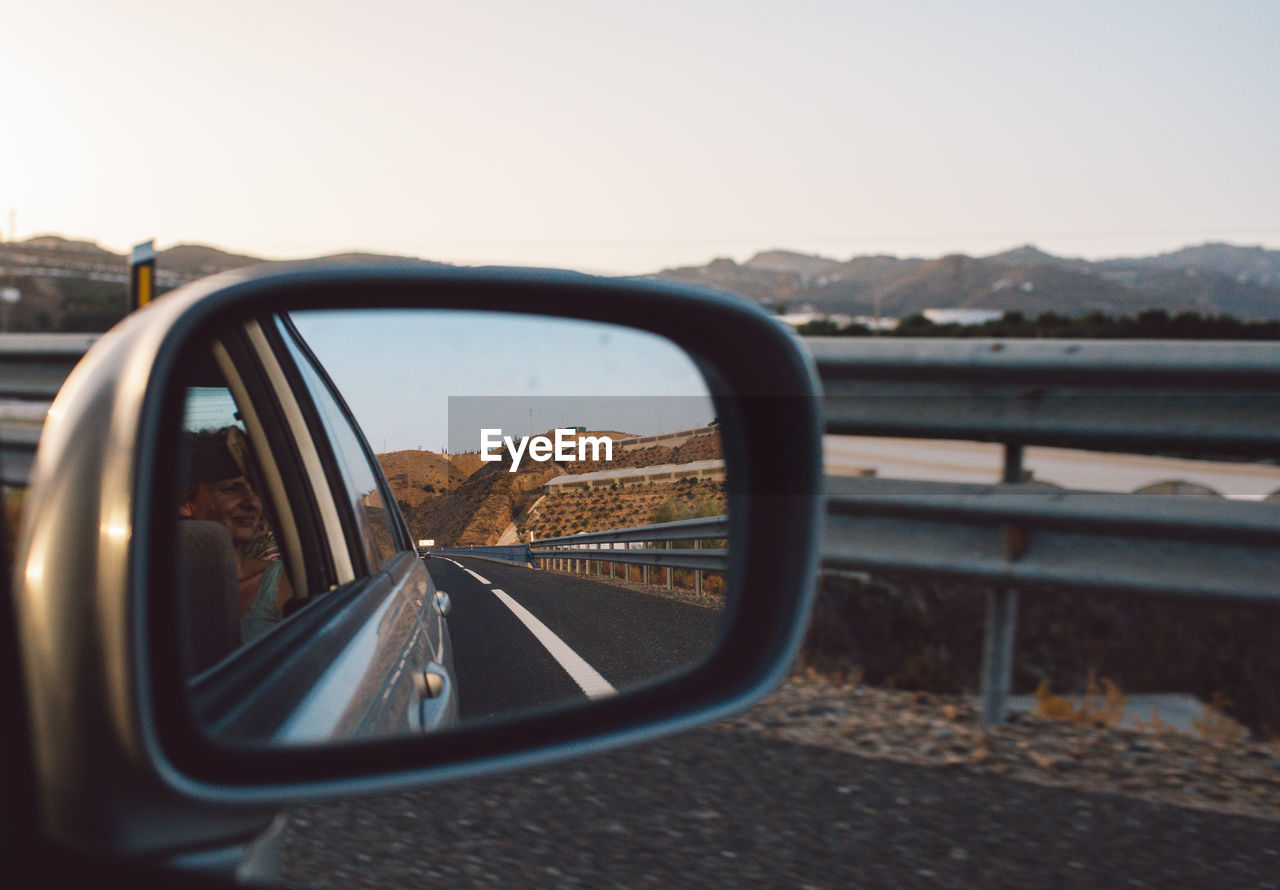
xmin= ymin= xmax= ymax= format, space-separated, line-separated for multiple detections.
xmin=922 ymin=308 xmax=1004 ymax=326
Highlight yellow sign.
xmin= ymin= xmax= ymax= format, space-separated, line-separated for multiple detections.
xmin=130 ymin=240 xmax=157 ymax=310
xmin=135 ymin=263 xmax=153 ymax=307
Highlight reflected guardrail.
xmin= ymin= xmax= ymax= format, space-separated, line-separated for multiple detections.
xmin=428 ymin=544 xmax=536 ymax=567
xmin=431 ymin=515 xmax=729 ymax=595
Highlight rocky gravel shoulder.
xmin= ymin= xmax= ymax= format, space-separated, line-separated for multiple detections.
xmin=279 ymin=674 xmax=1280 ymax=889
xmin=722 ymin=673 xmax=1280 ymax=823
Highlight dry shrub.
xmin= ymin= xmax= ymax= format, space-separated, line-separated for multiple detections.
xmin=888 ymin=645 xmax=955 ymax=693
xmin=1034 ymin=670 xmax=1128 ymax=727
xmin=1193 ymin=691 xmax=1250 ymax=745
xmin=1130 ymin=708 xmax=1178 ymax=735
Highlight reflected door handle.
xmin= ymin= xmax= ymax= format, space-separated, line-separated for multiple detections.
xmin=434 ymin=590 xmax=451 ymax=616
xmin=414 ymin=663 xmax=454 ymax=732
xmin=414 ymin=663 xmax=448 ymax=699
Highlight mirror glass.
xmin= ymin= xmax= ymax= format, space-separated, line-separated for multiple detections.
xmin=171 ymin=308 xmax=730 ymax=745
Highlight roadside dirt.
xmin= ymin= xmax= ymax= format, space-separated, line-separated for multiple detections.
xmin=726 ymin=673 xmax=1280 ymax=823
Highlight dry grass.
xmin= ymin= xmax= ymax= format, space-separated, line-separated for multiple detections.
xmin=1034 ymin=671 xmax=1128 ymax=727
xmin=1034 ymin=673 xmax=1253 ymax=744
xmin=1193 ymin=691 xmax=1251 ymax=745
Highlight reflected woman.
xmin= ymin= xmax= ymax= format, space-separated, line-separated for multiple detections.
xmin=179 ymin=428 xmax=292 ymax=642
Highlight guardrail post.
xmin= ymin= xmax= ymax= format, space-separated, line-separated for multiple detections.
xmin=695 ymin=539 xmax=702 ymax=597
xmin=980 ymin=443 xmax=1023 ymax=724
xmin=666 ymin=541 xmax=673 ymax=590
xmin=642 ymin=541 xmax=649 ymax=586
xmin=595 ymin=543 xmax=601 ymax=577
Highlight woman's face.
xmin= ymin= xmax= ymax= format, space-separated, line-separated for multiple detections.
xmin=181 ymin=476 xmax=262 ymax=545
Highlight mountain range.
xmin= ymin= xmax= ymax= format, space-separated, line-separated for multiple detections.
xmin=657 ymin=243 xmax=1280 ymax=320
xmin=4 ymin=234 xmax=1280 ymax=329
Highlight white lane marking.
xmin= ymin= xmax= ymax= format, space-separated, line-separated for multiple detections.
xmin=490 ymin=588 xmax=616 ymax=700
xmin=464 ymin=568 xmax=491 ymax=585
xmin=439 ymin=557 xmax=464 ymax=568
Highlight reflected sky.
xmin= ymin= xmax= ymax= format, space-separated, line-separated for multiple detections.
xmin=291 ymin=309 xmax=715 ymax=453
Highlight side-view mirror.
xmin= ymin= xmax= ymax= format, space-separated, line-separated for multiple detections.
xmin=12 ymin=263 xmax=823 ymax=869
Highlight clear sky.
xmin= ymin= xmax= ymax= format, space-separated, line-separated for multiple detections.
xmin=290 ymin=309 xmax=715 ymax=453
xmin=4 ymin=1 xmax=1278 ymax=273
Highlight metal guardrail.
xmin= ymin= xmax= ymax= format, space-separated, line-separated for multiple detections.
xmin=531 ymin=516 xmax=729 ymax=576
xmin=0 ymin=334 xmax=96 ymax=486
xmin=810 ymin=337 xmax=1280 ymax=724
xmin=823 ymin=475 xmax=1280 ymax=600
xmin=8 ymin=332 xmax=1279 ymax=725
xmin=429 ymin=544 xmax=535 ymax=567
xmin=811 ymin=337 xmax=1280 ymax=454
xmin=436 ymin=516 xmax=729 ymax=593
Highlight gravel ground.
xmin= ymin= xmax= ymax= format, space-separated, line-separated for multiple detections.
xmin=278 ymin=675 xmax=1280 ymax=889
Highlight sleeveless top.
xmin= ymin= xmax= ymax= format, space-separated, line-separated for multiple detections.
xmin=241 ymin=559 xmax=284 ymax=643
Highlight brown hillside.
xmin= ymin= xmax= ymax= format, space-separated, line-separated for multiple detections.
xmin=407 ymin=455 xmax=565 ymax=546
xmin=401 ymin=429 xmax=722 ymax=546
xmin=376 ymin=450 xmax=483 ymax=510
xmin=523 ymin=477 xmax=726 ymax=540
xmin=158 ymin=244 xmax=263 ymax=276
xmin=657 ymin=256 xmax=804 ymax=304
xmin=569 ymin=432 xmax=723 ymax=476
xmin=870 ymin=255 xmax=1143 ymax=317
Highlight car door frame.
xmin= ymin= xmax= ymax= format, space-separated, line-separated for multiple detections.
xmin=180 ymin=312 xmax=451 ymax=744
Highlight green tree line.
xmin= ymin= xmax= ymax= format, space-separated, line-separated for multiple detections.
xmin=799 ymin=309 xmax=1280 ymax=340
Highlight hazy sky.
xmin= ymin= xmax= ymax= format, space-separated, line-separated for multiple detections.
xmin=4 ymin=2 xmax=1278 ymax=273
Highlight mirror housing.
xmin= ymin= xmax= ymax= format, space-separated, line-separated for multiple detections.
xmin=13 ymin=262 xmax=823 ymax=861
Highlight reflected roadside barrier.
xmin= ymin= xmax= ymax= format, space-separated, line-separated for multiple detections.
xmin=437 ymin=515 xmax=729 ymax=598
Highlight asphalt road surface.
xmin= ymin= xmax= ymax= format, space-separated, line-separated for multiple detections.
xmin=279 ymin=722 xmax=1280 ymax=889
xmin=425 ymin=556 xmax=723 ymax=722
xmin=276 ymin=561 xmax=1280 ymax=888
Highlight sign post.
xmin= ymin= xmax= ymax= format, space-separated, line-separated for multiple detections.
xmin=129 ymin=240 xmax=156 ymax=310
xmin=0 ymin=287 xmax=19 ymax=333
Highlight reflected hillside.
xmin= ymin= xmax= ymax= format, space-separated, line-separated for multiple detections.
xmin=381 ymin=427 xmax=725 ymax=547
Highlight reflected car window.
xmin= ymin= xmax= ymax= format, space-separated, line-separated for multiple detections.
xmin=276 ymin=316 xmax=401 ymax=571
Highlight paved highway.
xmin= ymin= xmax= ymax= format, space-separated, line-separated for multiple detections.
xmin=425 ymin=556 xmax=723 ymax=722
xmin=825 ymin=434 xmax=1280 ymax=498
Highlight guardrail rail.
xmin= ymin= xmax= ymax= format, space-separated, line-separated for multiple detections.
xmin=8 ymin=332 xmax=1280 ymax=726
xmin=0 ymin=334 xmax=97 ymax=486
xmin=810 ymin=336 xmax=1280 ymax=723
xmin=434 ymin=515 xmax=729 ymax=596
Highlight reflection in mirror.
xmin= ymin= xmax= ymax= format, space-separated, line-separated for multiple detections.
xmin=173 ymin=309 xmax=729 ymax=746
